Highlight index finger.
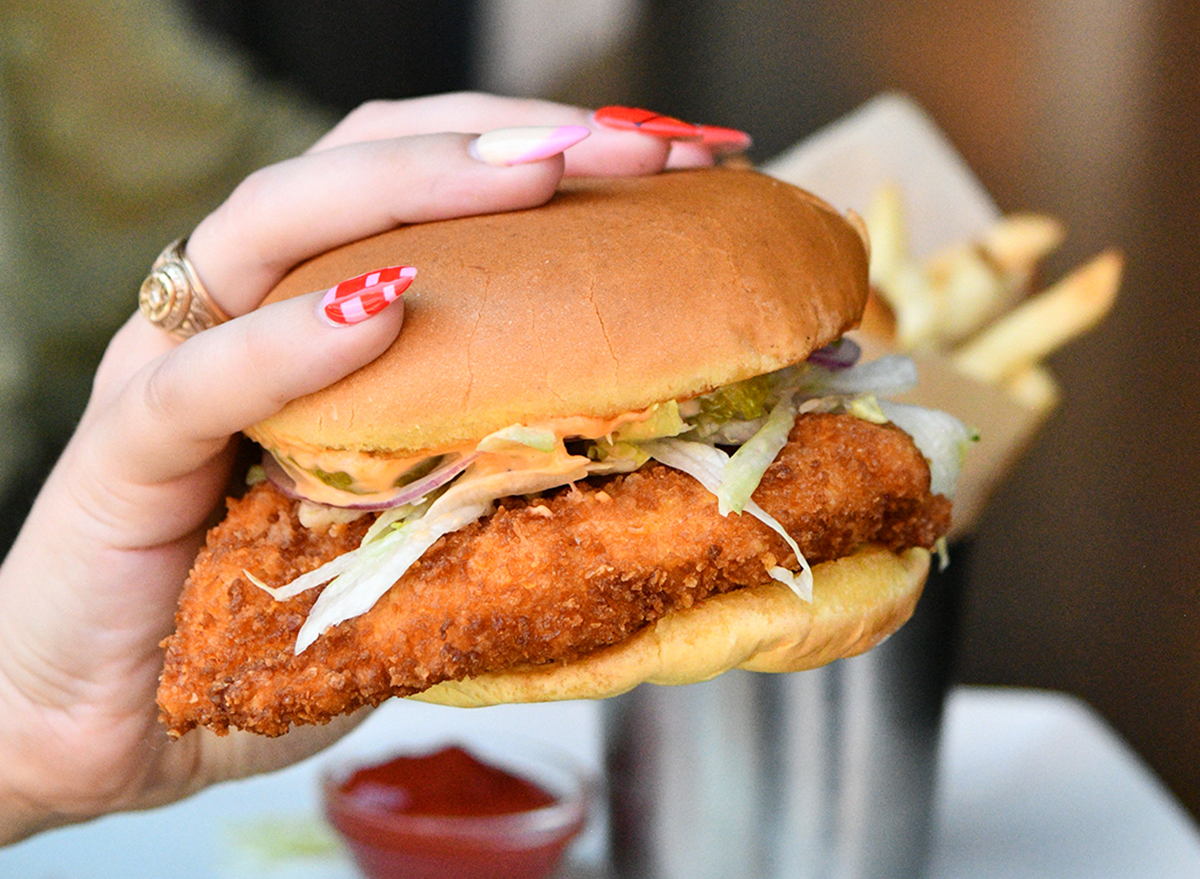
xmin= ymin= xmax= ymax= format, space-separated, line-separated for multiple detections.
xmin=95 ymin=290 xmax=406 ymax=491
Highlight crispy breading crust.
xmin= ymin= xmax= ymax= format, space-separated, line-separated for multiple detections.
xmin=158 ymin=414 xmax=951 ymax=737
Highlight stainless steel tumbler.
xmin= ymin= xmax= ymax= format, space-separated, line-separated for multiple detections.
xmin=604 ymin=551 xmax=963 ymax=879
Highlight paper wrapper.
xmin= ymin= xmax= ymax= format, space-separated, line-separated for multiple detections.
xmin=762 ymin=93 xmax=1058 ymax=538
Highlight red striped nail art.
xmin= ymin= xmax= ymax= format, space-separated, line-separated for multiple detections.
xmin=320 ymin=265 xmax=416 ymax=326
xmin=593 ymin=106 xmax=703 ymax=139
xmin=696 ymin=124 xmax=753 ymax=154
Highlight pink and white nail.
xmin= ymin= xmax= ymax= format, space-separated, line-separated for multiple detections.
xmin=469 ymin=125 xmax=591 ymax=166
xmin=320 ymin=265 xmax=416 ymax=326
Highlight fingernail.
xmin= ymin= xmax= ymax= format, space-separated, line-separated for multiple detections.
xmin=469 ymin=125 xmax=591 ymax=166
xmin=319 ymin=265 xmax=416 ymax=326
xmin=696 ymin=124 xmax=753 ymax=154
xmin=592 ymin=106 xmax=703 ymax=140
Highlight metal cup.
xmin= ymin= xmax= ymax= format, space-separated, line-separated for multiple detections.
xmin=603 ymin=546 xmax=966 ymax=879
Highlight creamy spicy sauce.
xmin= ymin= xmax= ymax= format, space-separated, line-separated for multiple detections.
xmin=270 ymin=408 xmax=659 ymax=506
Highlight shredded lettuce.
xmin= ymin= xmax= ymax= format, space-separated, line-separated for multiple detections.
xmin=294 ymin=495 xmax=491 ymax=653
xmin=361 ymin=501 xmax=423 ymax=544
xmin=477 ymin=424 xmax=558 ymax=453
xmin=845 ymin=394 xmax=890 ymax=425
xmin=587 ymin=439 xmax=650 ymax=474
xmin=878 ymin=400 xmax=976 ymax=497
xmin=696 ymin=416 xmax=769 ymax=446
xmin=934 ymin=536 xmax=950 ymax=572
xmin=717 ymin=390 xmax=800 ymax=515
xmin=803 ymin=354 xmax=919 ymax=397
xmin=641 ymin=438 xmax=813 ymax=601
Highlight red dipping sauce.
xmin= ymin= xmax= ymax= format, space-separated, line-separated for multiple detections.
xmin=322 ymin=742 xmax=588 ymax=879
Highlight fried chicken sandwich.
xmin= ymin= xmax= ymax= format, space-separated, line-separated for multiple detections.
xmin=158 ymin=168 xmax=967 ymax=737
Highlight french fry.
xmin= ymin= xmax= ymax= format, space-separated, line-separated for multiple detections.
xmin=885 ymin=263 xmax=940 ymax=349
xmin=865 ymin=185 xmax=1070 ymax=349
xmin=952 ymin=249 xmax=1123 ymax=383
xmin=925 ymin=244 xmax=1015 ymax=344
xmin=938 ymin=213 xmax=1067 ymax=340
xmin=1003 ymin=364 xmax=1061 ymax=413
xmin=834 ymin=182 xmax=1119 ymax=409
xmin=983 ymin=214 xmax=1066 ymax=275
xmin=865 ymin=183 xmax=908 ymax=289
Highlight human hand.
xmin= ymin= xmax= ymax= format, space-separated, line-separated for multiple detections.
xmin=307 ymin=91 xmax=747 ymax=172
xmin=0 ymin=92 xmax=748 ymax=843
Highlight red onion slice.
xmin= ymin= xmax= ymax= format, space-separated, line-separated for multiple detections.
xmin=806 ymin=337 xmax=861 ymax=371
xmin=261 ymin=451 xmax=480 ymax=511
xmin=261 ymin=453 xmax=302 ymax=500
xmin=385 ymin=453 xmax=480 ymax=508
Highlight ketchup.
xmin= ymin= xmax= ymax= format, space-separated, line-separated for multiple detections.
xmin=323 ymin=744 xmax=585 ymax=879
xmin=339 ymin=745 xmax=556 ymax=818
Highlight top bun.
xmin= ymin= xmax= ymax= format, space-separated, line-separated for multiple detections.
xmin=249 ymin=168 xmax=869 ymax=457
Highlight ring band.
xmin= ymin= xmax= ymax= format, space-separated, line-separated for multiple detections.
xmin=138 ymin=237 xmax=231 ymax=339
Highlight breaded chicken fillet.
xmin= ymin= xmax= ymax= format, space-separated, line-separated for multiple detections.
xmin=158 ymin=414 xmax=950 ymax=737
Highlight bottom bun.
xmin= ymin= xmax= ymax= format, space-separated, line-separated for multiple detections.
xmin=412 ymin=545 xmax=930 ymax=708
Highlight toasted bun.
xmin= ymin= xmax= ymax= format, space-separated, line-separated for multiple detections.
xmin=248 ymin=168 xmax=868 ymax=457
xmin=411 ymin=545 xmax=929 ymax=707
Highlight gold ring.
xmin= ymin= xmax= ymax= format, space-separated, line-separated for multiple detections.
xmin=138 ymin=237 xmax=231 ymax=339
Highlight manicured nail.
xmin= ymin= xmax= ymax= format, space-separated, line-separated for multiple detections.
xmin=469 ymin=125 xmax=591 ymax=166
xmin=592 ymin=106 xmax=703 ymax=140
xmin=696 ymin=124 xmax=753 ymax=154
xmin=319 ymin=265 xmax=416 ymax=326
